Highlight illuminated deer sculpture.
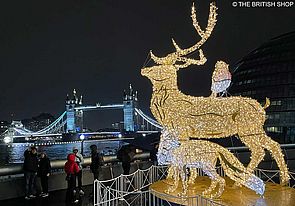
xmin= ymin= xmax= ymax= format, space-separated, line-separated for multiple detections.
xmin=141 ymin=2 xmax=289 ymax=185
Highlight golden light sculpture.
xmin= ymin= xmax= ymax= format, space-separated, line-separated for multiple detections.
xmin=141 ymin=0 xmax=290 ymax=196
xmin=158 ymin=129 xmax=265 ymax=198
xmin=211 ymin=61 xmax=232 ymax=97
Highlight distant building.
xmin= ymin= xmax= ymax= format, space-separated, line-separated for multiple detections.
xmin=123 ymin=84 xmax=138 ymax=132
xmin=230 ymin=31 xmax=295 ymax=143
xmin=22 ymin=113 xmax=55 ymax=132
xmin=111 ymin=121 xmax=124 ymax=131
xmin=65 ymin=89 xmax=83 ymax=133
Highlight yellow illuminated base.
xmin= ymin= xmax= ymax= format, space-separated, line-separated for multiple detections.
xmin=150 ymin=177 xmax=295 ymax=206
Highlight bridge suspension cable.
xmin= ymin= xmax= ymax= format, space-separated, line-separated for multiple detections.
xmin=11 ymin=111 xmax=67 ymax=136
xmin=3 ymin=106 xmax=162 ymax=138
xmin=135 ymin=108 xmax=163 ymax=130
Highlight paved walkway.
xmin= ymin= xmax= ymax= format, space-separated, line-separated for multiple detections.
xmin=0 ymin=185 xmax=93 ymax=206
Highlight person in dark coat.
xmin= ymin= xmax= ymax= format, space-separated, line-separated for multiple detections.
xmin=90 ymin=144 xmax=103 ymax=180
xmin=23 ymin=146 xmax=38 ymax=200
xmin=37 ymin=152 xmax=51 ymax=197
xmin=64 ymin=153 xmax=80 ymax=204
xmin=89 ymin=144 xmax=104 ymax=200
xmin=117 ymin=145 xmax=132 ymax=175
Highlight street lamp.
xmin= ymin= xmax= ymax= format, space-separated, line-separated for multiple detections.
xmin=80 ymin=134 xmax=85 ymax=155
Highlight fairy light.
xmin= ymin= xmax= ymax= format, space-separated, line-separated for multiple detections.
xmin=158 ymin=130 xmax=265 ymax=198
xmin=149 ymin=2 xmax=217 ymax=67
xmin=211 ymin=61 xmax=232 ymax=95
xmin=142 ymin=0 xmax=290 ymax=198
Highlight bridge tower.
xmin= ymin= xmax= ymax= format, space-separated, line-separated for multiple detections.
xmin=123 ymin=84 xmax=138 ymax=132
xmin=65 ymin=89 xmax=83 ymax=133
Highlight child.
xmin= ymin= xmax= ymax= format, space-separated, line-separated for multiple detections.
xmin=64 ymin=153 xmax=80 ymax=204
xmin=211 ymin=61 xmax=232 ymax=97
xmin=37 ymin=152 xmax=51 ymax=197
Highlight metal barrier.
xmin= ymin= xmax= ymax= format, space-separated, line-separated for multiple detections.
xmin=0 ymin=152 xmax=150 ymax=176
xmin=2 ymin=143 xmax=295 ymax=176
xmin=94 ymin=165 xmax=295 ymax=206
xmin=94 ymin=165 xmax=168 ymax=206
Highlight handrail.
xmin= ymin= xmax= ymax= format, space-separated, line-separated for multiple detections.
xmin=0 ymin=152 xmax=150 ymax=176
xmin=1 ymin=144 xmax=295 ymax=176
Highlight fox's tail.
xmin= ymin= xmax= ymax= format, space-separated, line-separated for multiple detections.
xmin=217 ymin=146 xmax=265 ymax=195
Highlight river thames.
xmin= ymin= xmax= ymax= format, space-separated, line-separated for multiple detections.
xmin=0 ymin=140 xmax=124 ymax=165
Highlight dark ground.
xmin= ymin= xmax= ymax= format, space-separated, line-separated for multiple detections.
xmin=0 ymin=185 xmax=93 ymax=206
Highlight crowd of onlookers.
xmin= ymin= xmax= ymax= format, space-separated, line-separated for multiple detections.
xmin=22 ymin=144 xmax=143 ymax=204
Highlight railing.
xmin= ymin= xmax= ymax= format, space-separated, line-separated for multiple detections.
xmin=0 ymin=152 xmax=150 ymax=176
xmin=94 ymin=165 xmax=168 ymax=206
xmin=94 ymin=165 xmax=295 ymax=206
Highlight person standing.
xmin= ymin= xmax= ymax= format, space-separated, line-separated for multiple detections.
xmin=23 ymin=146 xmax=38 ymax=200
xmin=37 ymin=152 xmax=51 ymax=197
xmin=89 ymin=144 xmax=103 ymax=200
xmin=64 ymin=153 xmax=80 ymax=204
xmin=73 ymin=147 xmax=84 ymax=195
xmin=90 ymin=145 xmax=103 ymax=180
xmin=117 ymin=146 xmax=131 ymax=175
xmin=150 ymin=143 xmax=159 ymax=165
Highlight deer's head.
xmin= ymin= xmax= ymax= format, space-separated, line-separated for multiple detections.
xmin=141 ymin=2 xmax=217 ymax=82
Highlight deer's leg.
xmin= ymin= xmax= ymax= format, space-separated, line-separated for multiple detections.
xmin=236 ymin=134 xmax=265 ymax=187
xmin=202 ymin=178 xmax=217 ymax=196
xmin=260 ymin=133 xmax=290 ymax=185
xmin=240 ymin=135 xmax=265 ymax=173
xmin=188 ymin=168 xmax=198 ymax=185
xmin=214 ymin=176 xmax=225 ymax=198
xmin=166 ymin=166 xmax=179 ymax=194
xmin=202 ymin=170 xmax=225 ymax=198
xmin=179 ymin=166 xmax=188 ymax=196
xmin=163 ymin=165 xmax=175 ymax=185
xmin=202 ymin=164 xmax=220 ymax=197
xmin=166 ymin=165 xmax=175 ymax=179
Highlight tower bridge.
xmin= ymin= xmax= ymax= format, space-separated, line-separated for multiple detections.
xmin=1 ymin=85 xmax=162 ymax=143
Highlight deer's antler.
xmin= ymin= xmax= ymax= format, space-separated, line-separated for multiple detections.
xmin=176 ymin=49 xmax=207 ymax=68
xmin=175 ymin=2 xmax=217 ymax=56
xmin=151 ymin=2 xmax=217 ymax=66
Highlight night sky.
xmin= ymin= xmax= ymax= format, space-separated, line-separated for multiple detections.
xmin=0 ymin=0 xmax=294 ymax=130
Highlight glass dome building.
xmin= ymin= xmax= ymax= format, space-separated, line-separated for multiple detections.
xmin=229 ymin=31 xmax=295 ymax=143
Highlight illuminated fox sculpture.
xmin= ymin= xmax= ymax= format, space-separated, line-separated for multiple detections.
xmin=141 ymin=2 xmax=289 ymax=185
xmin=158 ymin=130 xmax=265 ymax=198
